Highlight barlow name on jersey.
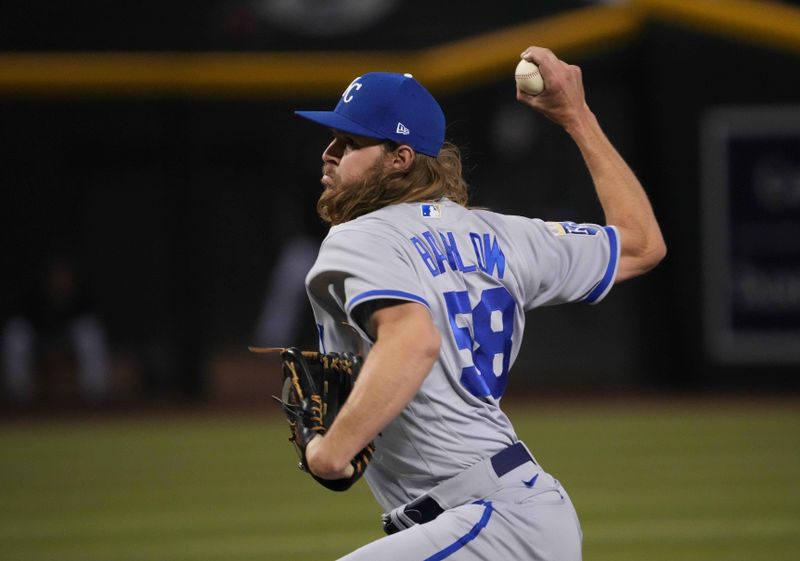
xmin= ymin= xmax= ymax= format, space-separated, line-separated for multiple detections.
xmin=410 ymin=230 xmax=506 ymax=280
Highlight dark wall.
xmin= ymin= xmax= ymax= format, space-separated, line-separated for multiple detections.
xmin=1 ymin=46 xmax=661 ymax=395
xmin=639 ymin=23 xmax=800 ymax=387
xmin=0 ymin=0 xmax=579 ymax=51
xmin=3 ymin=14 xmax=799 ymax=397
xmin=1 ymin=98 xmax=326 ymax=395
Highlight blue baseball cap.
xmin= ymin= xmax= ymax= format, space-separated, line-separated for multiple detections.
xmin=295 ymin=72 xmax=445 ymax=157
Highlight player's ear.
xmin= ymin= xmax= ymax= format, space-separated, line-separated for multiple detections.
xmin=389 ymin=144 xmax=415 ymax=172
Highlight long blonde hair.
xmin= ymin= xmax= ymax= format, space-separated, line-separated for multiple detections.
xmin=318 ymin=142 xmax=469 ymax=225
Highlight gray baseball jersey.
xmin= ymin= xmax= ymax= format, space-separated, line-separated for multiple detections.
xmin=306 ymin=198 xmax=619 ymax=513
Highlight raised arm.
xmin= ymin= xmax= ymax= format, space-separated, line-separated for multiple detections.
xmin=517 ymin=46 xmax=666 ymax=283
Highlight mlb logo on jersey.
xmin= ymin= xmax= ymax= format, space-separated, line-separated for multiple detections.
xmin=421 ymin=203 xmax=441 ymax=218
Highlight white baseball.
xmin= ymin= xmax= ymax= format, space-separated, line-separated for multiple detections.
xmin=515 ymin=59 xmax=544 ymax=96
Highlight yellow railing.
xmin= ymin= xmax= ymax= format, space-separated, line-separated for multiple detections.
xmin=0 ymin=0 xmax=797 ymax=97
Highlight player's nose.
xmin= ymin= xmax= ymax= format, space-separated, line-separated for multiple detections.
xmin=322 ymin=139 xmax=341 ymax=164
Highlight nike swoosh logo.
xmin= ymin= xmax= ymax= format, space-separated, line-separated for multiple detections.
xmin=522 ymin=473 xmax=539 ymax=488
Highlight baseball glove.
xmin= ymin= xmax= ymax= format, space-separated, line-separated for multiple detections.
xmin=250 ymin=347 xmax=374 ymax=492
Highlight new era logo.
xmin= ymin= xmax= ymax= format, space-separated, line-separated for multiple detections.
xmin=396 ymin=122 xmax=410 ymax=135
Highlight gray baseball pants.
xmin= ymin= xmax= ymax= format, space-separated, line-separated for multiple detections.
xmin=338 ymin=459 xmax=582 ymax=561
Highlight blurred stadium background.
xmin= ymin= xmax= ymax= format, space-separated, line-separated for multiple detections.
xmin=1 ymin=1 xmax=799 ymax=560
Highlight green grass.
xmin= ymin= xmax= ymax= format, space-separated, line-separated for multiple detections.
xmin=0 ymin=400 xmax=798 ymax=561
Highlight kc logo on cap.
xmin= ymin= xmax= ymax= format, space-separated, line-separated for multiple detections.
xmin=342 ymin=78 xmax=363 ymax=103
xmin=295 ymin=72 xmax=446 ymax=157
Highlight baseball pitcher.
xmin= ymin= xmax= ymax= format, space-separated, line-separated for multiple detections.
xmin=268 ymin=45 xmax=666 ymax=561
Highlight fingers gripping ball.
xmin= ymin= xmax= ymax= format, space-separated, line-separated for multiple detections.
xmin=515 ymin=59 xmax=544 ymax=96
xmin=273 ymin=348 xmax=375 ymax=491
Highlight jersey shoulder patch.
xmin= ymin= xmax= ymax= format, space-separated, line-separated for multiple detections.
xmin=545 ymin=221 xmax=600 ymax=236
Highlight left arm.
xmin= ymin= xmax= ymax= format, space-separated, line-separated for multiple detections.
xmin=306 ymin=301 xmax=441 ymax=479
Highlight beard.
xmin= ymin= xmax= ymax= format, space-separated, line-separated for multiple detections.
xmin=317 ymin=159 xmax=387 ymax=226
